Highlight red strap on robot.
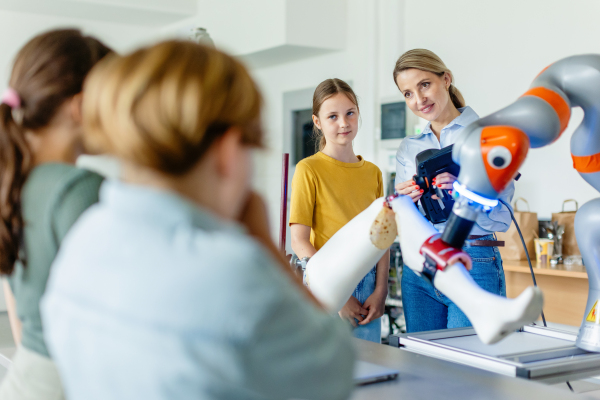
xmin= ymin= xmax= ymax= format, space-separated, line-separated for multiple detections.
xmin=419 ymin=234 xmax=472 ymax=283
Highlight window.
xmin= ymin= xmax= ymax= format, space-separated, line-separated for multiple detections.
xmin=293 ymin=108 xmax=316 ymax=164
xmin=381 ymin=102 xmax=407 ymax=140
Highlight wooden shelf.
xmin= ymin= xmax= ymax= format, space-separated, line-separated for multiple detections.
xmin=504 ymin=260 xmax=588 ymax=326
xmin=503 ymin=260 xmax=588 ymax=279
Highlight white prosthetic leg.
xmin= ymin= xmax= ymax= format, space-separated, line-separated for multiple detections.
xmin=390 ymin=194 xmax=544 ymax=344
xmin=305 ymin=198 xmax=396 ymax=312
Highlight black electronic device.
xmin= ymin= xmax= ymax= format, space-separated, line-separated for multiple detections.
xmin=413 ymin=145 xmax=459 ymax=224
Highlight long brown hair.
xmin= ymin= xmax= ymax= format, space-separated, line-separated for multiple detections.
xmin=83 ymin=40 xmax=263 ymax=175
xmin=312 ymin=78 xmax=359 ymax=152
xmin=0 ymin=29 xmax=112 ymax=275
xmin=393 ymin=49 xmax=465 ymax=109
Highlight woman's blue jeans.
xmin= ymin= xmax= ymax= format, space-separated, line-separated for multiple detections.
xmin=401 ymin=234 xmax=506 ymax=333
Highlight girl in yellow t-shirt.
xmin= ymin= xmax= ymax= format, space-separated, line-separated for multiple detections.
xmin=290 ymin=78 xmax=389 ymax=343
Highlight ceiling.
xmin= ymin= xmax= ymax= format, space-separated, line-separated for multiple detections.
xmin=0 ymin=0 xmax=196 ymax=26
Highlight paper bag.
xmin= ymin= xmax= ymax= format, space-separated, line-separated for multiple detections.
xmin=497 ymin=198 xmax=538 ymax=261
xmin=552 ymin=199 xmax=580 ymax=256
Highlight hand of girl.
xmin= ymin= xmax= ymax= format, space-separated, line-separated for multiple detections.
xmin=431 ymin=172 xmax=456 ymax=199
xmin=339 ymin=296 xmax=369 ymax=327
xmin=394 ymin=179 xmax=423 ymax=203
xmin=359 ymin=287 xmax=387 ymax=325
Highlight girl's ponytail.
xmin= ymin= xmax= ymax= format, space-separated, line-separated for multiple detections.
xmin=0 ymin=98 xmax=31 ymax=274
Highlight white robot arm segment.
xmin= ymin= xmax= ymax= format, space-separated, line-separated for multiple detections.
xmin=305 ymin=195 xmax=543 ymax=344
xmin=389 ymin=194 xmax=543 ymax=344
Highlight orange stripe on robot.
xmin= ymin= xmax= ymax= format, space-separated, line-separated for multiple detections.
xmin=572 ymin=153 xmax=600 ymax=173
xmin=481 ymin=126 xmax=530 ymax=193
xmin=521 ymin=87 xmax=571 ymax=135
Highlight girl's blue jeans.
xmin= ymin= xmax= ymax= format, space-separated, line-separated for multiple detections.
xmin=401 ymin=234 xmax=506 ymax=333
xmin=350 ymin=267 xmax=381 ymax=343
xmin=304 ymin=266 xmax=381 ymax=343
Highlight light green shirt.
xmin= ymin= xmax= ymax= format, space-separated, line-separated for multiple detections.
xmin=9 ymin=163 xmax=103 ymax=357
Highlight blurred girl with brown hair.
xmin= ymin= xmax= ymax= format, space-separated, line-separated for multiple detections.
xmin=0 ymin=29 xmax=112 ymax=399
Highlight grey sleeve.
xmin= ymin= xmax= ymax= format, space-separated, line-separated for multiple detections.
xmin=242 ymin=246 xmax=355 ymax=400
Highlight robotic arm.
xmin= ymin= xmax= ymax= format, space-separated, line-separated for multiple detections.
xmin=443 ymin=62 xmax=571 ymax=247
xmin=445 ymin=55 xmax=600 ymax=352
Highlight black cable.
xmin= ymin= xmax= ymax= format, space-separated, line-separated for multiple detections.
xmin=498 ymin=199 xmax=547 ymax=327
xmin=566 ymin=381 xmax=574 ymax=392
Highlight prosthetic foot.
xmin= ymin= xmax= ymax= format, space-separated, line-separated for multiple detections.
xmin=435 ymin=265 xmax=543 ymax=344
xmin=390 ymin=194 xmax=544 ymax=345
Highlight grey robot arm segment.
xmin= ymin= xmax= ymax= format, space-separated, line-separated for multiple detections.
xmin=446 ymin=55 xmax=600 ymax=249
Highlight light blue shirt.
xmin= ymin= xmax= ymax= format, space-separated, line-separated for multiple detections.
xmin=395 ymin=106 xmax=514 ymax=235
xmin=41 ymin=181 xmax=354 ymax=400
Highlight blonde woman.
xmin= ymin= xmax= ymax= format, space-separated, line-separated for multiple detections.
xmin=393 ymin=49 xmax=514 ymax=333
xmin=41 ymin=41 xmax=354 ymax=400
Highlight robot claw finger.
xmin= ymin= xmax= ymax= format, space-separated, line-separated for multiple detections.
xmin=305 ymin=195 xmax=544 ymax=345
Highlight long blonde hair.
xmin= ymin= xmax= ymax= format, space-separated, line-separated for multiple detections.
xmin=393 ymin=49 xmax=465 ymax=109
xmin=83 ymin=40 xmax=263 ymax=174
xmin=312 ymin=78 xmax=359 ymax=152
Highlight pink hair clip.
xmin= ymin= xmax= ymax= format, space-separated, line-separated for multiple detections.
xmin=1 ymin=88 xmax=20 ymax=109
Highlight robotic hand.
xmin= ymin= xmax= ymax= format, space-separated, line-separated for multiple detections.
xmin=305 ymin=196 xmax=543 ymax=345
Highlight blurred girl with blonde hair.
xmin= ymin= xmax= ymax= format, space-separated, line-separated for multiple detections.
xmin=41 ymin=41 xmax=354 ymax=400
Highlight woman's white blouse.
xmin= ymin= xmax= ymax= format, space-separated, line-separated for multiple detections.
xmin=395 ymin=106 xmax=515 ymax=235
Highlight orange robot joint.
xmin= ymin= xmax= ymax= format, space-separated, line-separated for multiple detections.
xmin=521 ymin=87 xmax=571 ymax=135
xmin=572 ymin=153 xmax=600 ymax=174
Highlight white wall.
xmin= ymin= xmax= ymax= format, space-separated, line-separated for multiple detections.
xmin=250 ymin=1 xmax=409 ymax=250
xmin=403 ymin=0 xmax=600 ymax=218
xmin=252 ymin=0 xmax=600 ymax=251
xmin=0 ymin=9 xmax=157 ymax=85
